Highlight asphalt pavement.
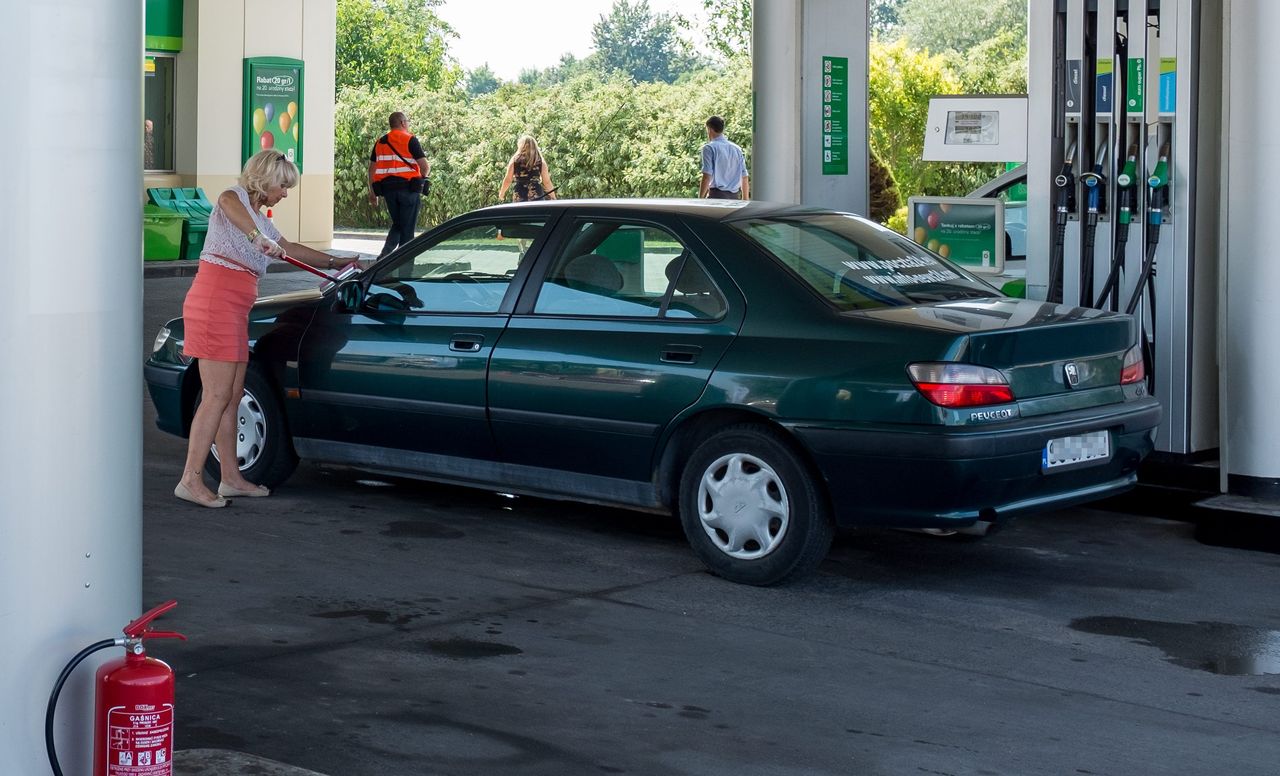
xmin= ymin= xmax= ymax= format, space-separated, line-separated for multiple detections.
xmin=140 ymin=270 xmax=1280 ymax=776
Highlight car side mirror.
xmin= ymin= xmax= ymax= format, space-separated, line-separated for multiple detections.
xmin=333 ymin=280 xmax=365 ymax=312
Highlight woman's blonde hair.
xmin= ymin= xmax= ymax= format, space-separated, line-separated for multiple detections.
xmin=239 ymin=149 xmax=299 ymax=200
xmin=513 ymin=135 xmax=542 ymax=171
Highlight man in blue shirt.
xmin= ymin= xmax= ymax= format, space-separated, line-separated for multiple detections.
xmin=699 ymin=115 xmax=749 ymax=200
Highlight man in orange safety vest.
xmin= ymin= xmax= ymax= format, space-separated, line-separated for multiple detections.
xmin=368 ymin=111 xmax=431 ymax=257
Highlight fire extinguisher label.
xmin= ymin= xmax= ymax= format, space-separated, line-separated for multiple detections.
xmin=106 ymin=704 xmax=174 ymax=775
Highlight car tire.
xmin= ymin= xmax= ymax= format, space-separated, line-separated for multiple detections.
xmin=202 ymin=364 xmax=298 ymax=488
xmin=678 ymin=424 xmax=833 ymax=586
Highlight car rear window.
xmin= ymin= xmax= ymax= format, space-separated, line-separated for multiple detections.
xmin=733 ymin=214 xmax=1000 ymax=311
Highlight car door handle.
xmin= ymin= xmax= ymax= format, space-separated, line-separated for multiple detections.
xmin=660 ymin=345 xmax=702 ymax=364
xmin=449 ymin=334 xmax=484 ymax=353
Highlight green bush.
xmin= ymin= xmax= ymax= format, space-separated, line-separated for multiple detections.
xmin=335 ymin=60 xmax=753 ymax=229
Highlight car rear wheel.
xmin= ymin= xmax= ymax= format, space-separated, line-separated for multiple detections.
xmin=203 ymin=364 xmax=298 ymax=488
xmin=678 ymin=424 xmax=833 ymax=585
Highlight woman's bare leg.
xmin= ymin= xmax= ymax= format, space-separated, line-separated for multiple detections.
xmin=215 ymin=362 xmax=260 ymax=490
xmin=179 ymin=359 xmax=240 ymax=503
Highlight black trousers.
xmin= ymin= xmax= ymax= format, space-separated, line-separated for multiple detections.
xmin=707 ymin=188 xmax=740 ymax=200
xmin=380 ymin=187 xmax=422 ymax=257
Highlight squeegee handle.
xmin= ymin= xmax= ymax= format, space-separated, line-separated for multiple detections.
xmin=280 ymin=254 xmax=340 ymax=282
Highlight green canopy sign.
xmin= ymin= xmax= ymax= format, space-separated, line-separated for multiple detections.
xmin=145 ymin=0 xmax=183 ymax=52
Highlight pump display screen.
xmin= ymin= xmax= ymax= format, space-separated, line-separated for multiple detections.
xmin=945 ymin=111 xmax=1000 ymax=145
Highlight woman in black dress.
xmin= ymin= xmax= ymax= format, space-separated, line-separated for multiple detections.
xmin=499 ymin=135 xmax=556 ymax=202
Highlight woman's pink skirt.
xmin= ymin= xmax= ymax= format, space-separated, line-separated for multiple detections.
xmin=182 ymin=261 xmax=259 ymax=362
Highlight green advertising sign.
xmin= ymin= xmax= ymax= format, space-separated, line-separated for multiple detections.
xmin=243 ymin=57 xmax=304 ymax=171
xmin=907 ymin=197 xmax=1005 ymax=274
xmin=821 ymin=56 xmax=848 ymax=175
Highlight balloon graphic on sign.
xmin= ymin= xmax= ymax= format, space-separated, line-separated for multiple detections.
xmin=279 ymin=112 xmax=292 ymax=133
xmin=265 ymin=102 xmax=276 ymax=122
xmin=252 ymin=108 xmax=266 ymax=135
xmin=292 ymin=123 xmax=299 ymax=142
xmin=927 ymin=210 xmax=941 ymax=230
xmin=287 ymin=101 xmax=298 ymax=119
xmin=260 ymin=130 xmax=275 ymax=150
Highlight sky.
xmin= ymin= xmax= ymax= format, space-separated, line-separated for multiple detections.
xmin=438 ymin=0 xmax=707 ymax=81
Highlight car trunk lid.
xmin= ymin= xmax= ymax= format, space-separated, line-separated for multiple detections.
xmin=853 ymin=298 xmax=1136 ymax=414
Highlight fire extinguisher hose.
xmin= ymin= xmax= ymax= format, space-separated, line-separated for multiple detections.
xmin=46 ymin=638 xmax=121 ymax=776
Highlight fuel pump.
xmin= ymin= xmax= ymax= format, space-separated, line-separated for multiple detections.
xmin=45 ymin=601 xmax=185 ymax=776
xmin=1079 ymin=139 xmax=1108 ymax=306
xmin=1047 ymin=140 xmax=1077 ymax=304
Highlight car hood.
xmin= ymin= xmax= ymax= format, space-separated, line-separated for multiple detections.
xmin=249 ymin=287 xmax=325 ymax=322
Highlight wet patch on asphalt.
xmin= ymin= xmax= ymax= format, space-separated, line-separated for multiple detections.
xmin=1070 ymin=616 xmax=1280 ymax=675
xmin=312 ymin=608 xmax=422 ymax=626
xmin=381 ymin=520 xmax=466 ymax=539
xmin=424 ymin=638 xmax=523 ymax=658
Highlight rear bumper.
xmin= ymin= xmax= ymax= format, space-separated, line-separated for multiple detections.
xmin=144 ymin=361 xmax=188 ymax=437
xmin=787 ymin=399 xmax=1161 ymax=528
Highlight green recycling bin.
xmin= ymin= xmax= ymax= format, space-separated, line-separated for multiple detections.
xmin=143 ymin=204 xmax=184 ymax=261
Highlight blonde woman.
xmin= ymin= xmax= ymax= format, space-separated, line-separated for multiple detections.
xmin=498 ymin=135 xmax=556 ymax=202
xmin=174 ymin=149 xmax=338 ymax=508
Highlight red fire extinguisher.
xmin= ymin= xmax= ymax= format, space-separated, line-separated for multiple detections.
xmin=46 ymin=600 xmax=186 ymax=776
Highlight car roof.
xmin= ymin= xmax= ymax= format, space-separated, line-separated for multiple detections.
xmin=476 ymin=198 xmax=836 ymax=223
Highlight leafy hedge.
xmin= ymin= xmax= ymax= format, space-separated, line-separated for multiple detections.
xmin=335 ymin=60 xmax=754 ymax=229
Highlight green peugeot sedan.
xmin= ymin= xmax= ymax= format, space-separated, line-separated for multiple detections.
xmin=145 ymin=200 xmax=1160 ymax=585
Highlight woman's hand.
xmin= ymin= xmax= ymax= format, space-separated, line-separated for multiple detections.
xmin=252 ymin=234 xmax=286 ymax=258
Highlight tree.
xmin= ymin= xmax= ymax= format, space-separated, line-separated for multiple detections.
xmin=898 ymin=0 xmax=1026 ymax=56
xmin=336 ymin=0 xmax=459 ymax=93
xmin=700 ymin=0 xmax=751 ymax=60
xmin=868 ymin=39 xmax=997 ymax=200
xmin=591 ymin=0 xmax=695 ymax=83
xmin=870 ymin=0 xmax=905 ymax=39
xmin=465 ymin=63 xmax=501 ymax=97
xmin=518 ymin=54 xmax=599 ymax=88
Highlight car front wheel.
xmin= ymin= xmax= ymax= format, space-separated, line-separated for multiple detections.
xmin=678 ymin=424 xmax=833 ymax=585
xmin=203 ymin=364 xmax=298 ymax=488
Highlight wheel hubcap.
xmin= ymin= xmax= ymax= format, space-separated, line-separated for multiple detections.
xmin=696 ymin=453 xmax=790 ymax=560
xmin=210 ymin=390 xmax=267 ymax=471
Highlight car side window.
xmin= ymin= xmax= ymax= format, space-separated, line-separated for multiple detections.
xmin=364 ymin=221 xmax=545 ymax=313
xmin=533 ymin=221 xmax=725 ymax=319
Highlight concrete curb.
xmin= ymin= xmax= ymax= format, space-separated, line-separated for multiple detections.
xmin=176 ymin=748 xmax=330 ymax=776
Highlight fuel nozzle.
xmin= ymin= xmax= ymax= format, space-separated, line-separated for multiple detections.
xmin=1147 ymin=143 xmax=1171 ymax=228
xmin=1115 ymin=143 xmax=1138 ymax=227
xmin=1080 ymin=139 xmax=1109 ymax=218
xmin=1054 ymin=140 xmax=1079 ymax=222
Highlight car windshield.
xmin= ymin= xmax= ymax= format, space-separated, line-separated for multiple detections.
xmin=733 ymin=214 xmax=1000 ymax=311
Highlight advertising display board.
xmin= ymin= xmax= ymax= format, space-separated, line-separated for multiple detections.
xmin=907 ymin=196 xmax=1006 ymax=274
xmin=243 ymin=57 xmax=304 ymax=170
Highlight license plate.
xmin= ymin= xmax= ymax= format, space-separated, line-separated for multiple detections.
xmin=1042 ymin=430 xmax=1111 ymax=471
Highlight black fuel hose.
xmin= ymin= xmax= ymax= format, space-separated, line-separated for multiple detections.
xmin=46 ymin=639 xmax=119 ymax=776
xmin=1047 ymin=142 xmax=1077 ymax=304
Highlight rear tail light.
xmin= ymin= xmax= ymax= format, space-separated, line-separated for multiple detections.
xmin=907 ymin=363 xmax=1014 ymax=408
xmin=1120 ymin=345 xmax=1145 ymax=385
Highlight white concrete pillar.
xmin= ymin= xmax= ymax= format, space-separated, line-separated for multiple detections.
xmin=1222 ymin=0 xmax=1280 ymax=492
xmin=0 ymin=0 xmax=143 ymax=770
xmin=752 ymin=0 xmax=868 ymax=213
xmin=753 ymin=0 xmax=804 ymax=202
